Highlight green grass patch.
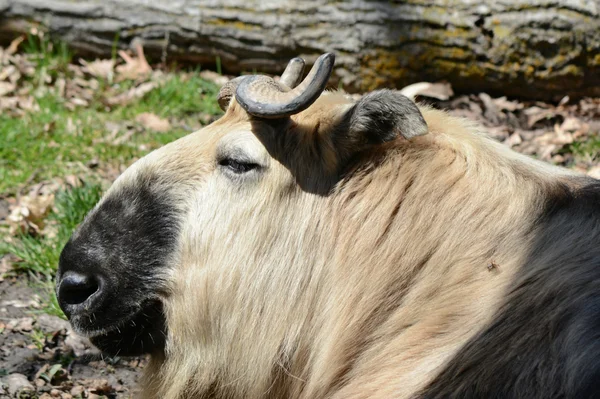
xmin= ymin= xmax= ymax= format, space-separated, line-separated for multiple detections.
xmin=1 ymin=183 xmax=104 ymax=318
xmin=0 ymin=33 xmax=222 ymax=194
xmin=0 ymin=73 xmax=221 ymax=195
xmin=568 ymin=133 xmax=600 ymax=163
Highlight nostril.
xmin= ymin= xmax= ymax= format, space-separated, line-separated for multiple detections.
xmin=59 ymin=272 xmax=100 ymax=306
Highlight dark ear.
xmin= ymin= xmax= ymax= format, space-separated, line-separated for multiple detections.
xmin=345 ymin=89 xmax=428 ymax=145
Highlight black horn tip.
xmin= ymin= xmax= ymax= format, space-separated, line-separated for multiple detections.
xmin=280 ymin=57 xmax=306 ymax=89
xmin=287 ymin=57 xmax=305 ymax=69
xmin=319 ymin=52 xmax=335 ymax=65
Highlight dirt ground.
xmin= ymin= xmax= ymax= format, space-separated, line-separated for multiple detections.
xmin=0 ymin=275 xmax=145 ymax=398
xmin=1 ymin=85 xmax=599 ymax=398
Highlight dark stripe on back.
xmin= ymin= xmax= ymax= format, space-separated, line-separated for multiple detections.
xmin=419 ymin=179 xmax=600 ymax=399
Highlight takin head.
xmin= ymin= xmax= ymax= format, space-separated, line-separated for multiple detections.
xmin=56 ymin=54 xmax=600 ymax=399
xmin=54 ymin=54 xmax=427 ymax=357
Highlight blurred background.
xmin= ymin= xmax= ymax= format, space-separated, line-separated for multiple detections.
xmin=0 ymin=1 xmax=598 ymax=397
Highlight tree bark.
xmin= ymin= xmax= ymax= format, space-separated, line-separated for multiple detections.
xmin=0 ymin=0 xmax=598 ymax=100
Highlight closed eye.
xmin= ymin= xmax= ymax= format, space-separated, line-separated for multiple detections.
xmin=219 ymin=158 xmax=260 ymax=174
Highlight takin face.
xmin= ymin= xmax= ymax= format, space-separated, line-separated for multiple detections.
xmin=56 ymin=54 xmax=600 ymax=399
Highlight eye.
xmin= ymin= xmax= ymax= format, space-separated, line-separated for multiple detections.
xmin=218 ymin=158 xmax=260 ymax=174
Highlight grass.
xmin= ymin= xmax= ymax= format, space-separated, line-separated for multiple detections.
xmin=1 ymin=35 xmax=223 ymax=318
xmin=0 ymin=75 xmax=221 ymax=194
xmin=1 ymin=183 xmax=104 ymax=318
xmin=568 ymin=134 xmax=600 ymax=164
xmin=4 ymin=183 xmax=103 ymax=274
xmin=0 ymin=34 xmax=222 ymax=195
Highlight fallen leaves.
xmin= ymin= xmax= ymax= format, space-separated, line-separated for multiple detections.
xmin=1 ymin=297 xmax=41 ymax=309
xmin=6 ymin=191 xmax=54 ymax=236
xmin=105 ymin=81 xmax=158 ymax=106
xmin=0 ymin=81 xmax=16 ymax=97
xmin=433 ymin=91 xmax=599 ymax=174
xmin=0 ymin=256 xmax=14 ymax=282
xmin=5 ymin=35 xmax=25 ymax=56
xmin=0 ymin=37 xmax=38 ymax=116
xmin=135 ymin=112 xmax=171 ymax=132
xmin=80 ymin=58 xmax=115 ymax=82
xmin=0 ymin=373 xmax=34 ymax=397
xmin=4 ymin=317 xmax=34 ymax=332
xmin=524 ymin=106 xmax=563 ymax=129
xmin=0 ymin=32 xmax=170 ymax=117
xmin=116 ymin=40 xmax=152 ymax=81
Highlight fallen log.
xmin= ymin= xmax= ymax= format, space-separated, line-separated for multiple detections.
xmin=0 ymin=0 xmax=598 ymax=100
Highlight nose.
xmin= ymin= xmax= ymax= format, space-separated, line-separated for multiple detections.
xmin=57 ymin=271 xmax=103 ymax=318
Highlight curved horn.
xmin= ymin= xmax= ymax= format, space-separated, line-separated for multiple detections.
xmin=217 ymin=57 xmax=307 ymax=112
xmin=235 ymin=53 xmax=335 ymax=119
xmin=279 ymin=57 xmax=305 ymax=88
xmin=217 ymin=76 xmax=246 ymax=112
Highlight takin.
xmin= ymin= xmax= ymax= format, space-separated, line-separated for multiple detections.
xmin=56 ymin=54 xmax=600 ymax=399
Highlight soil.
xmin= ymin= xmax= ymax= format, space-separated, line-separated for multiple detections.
xmin=0 ymin=274 xmax=146 ymax=398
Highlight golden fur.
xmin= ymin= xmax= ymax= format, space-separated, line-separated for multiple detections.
xmin=104 ymin=92 xmax=583 ymax=398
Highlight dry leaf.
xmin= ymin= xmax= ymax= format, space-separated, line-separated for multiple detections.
xmin=6 ymin=317 xmax=34 ymax=332
xmin=89 ymin=379 xmax=115 ymax=395
xmin=486 ymin=125 xmax=510 ymax=141
xmin=552 ymin=124 xmax=574 ymax=145
xmin=66 ymin=117 xmax=77 ymax=134
xmin=0 ymin=81 xmax=16 ymax=97
xmin=18 ymin=96 xmax=38 ymax=112
xmin=64 ymin=174 xmax=83 ymax=188
xmin=7 ymin=193 xmax=54 ymax=235
xmin=559 ymin=117 xmax=582 ymax=133
xmin=111 ymin=129 xmax=136 ymax=146
xmin=503 ymin=132 xmax=522 ymax=147
xmin=558 ymin=96 xmax=570 ymax=107
xmin=70 ymin=386 xmax=85 ymax=397
xmin=399 ymin=82 xmax=454 ymax=100
xmin=135 ymin=112 xmax=171 ymax=132
xmin=0 ymin=255 xmax=15 ymax=282
xmin=69 ymin=97 xmax=89 ymax=107
xmin=106 ymin=81 xmax=157 ymax=105
xmin=2 ymin=373 xmax=34 ymax=396
xmin=6 ymin=35 xmax=25 ymax=55
xmin=67 ymin=63 xmax=85 ymax=78
xmin=0 ymin=65 xmax=20 ymax=82
xmin=538 ymin=143 xmax=558 ymax=161
xmin=80 ymin=58 xmax=115 ymax=82
xmin=1 ymin=298 xmax=40 ymax=309
xmin=492 ymin=96 xmax=523 ymax=112
xmin=10 ymin=54 xmax=36 ymax=77
xmin=524 ymin=106 xmax=561 ymax=128
xmin=116 ymin=41 xmax=152 ymax=81
xmin=479 ymin=93 xmax=503 ymax=125
xmin=0 ymin=96 xmax=18 ymax=110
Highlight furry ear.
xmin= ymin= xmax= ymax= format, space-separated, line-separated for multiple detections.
xmin=345 ymin=89 xmax=429 ymax=144
xmin=330 ymin=89 xmax=428 ymax=166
